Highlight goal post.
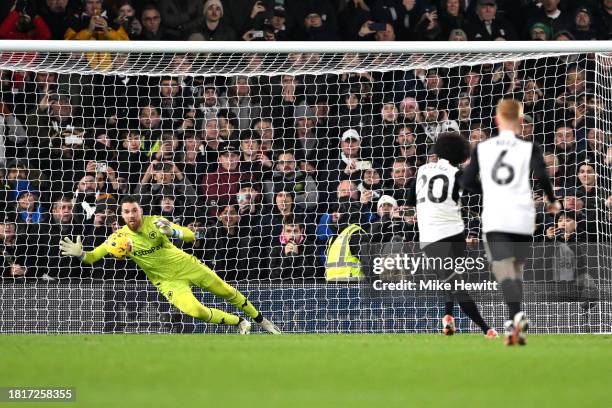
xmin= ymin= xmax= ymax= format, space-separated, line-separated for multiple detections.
xmin=0 ymin=41 xmax=610 ymax=334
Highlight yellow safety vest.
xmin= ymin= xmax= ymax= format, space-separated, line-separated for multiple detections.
xmin=325 ymin=224 xmax=365 ymax=281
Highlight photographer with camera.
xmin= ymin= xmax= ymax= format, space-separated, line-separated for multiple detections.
xmin=0 ymin=0 xmax=51 ymax=40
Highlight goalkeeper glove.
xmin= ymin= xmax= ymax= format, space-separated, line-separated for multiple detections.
xmin=60 ymin=236 xmax=85 ymax=260
xmin=154 ymin=218 xmax=183 ymax=239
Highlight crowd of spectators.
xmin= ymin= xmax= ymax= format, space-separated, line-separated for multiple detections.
xmin=0 ymin=0 xmax=611 ymax=282
xmin=0 ymin=0 xmax=610 ymax=42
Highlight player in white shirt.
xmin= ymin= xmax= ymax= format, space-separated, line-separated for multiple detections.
xmin=408 ymin=131 xmax=497 ymax=338
xmin=460 ymin=99 xmax=561 ymax=346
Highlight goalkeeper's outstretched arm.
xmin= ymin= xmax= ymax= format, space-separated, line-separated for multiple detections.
xmin=60 ymin=236 xmax=109 ymax=265
xmin=153 ymin=217 xmax=198 ymax=242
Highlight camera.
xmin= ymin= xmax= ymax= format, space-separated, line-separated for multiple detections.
xmin=95 ymin=161 xmax=108 ymax=173
xmin=251 ymin=31 xmax=265 ymax=39
xmin=16 ymin=14 xmax=34 ymax=33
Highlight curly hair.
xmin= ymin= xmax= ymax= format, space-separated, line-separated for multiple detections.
xmin=434 ymin=131 xmax=469 ymax=166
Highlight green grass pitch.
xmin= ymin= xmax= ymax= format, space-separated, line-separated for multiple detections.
xmin=1 ymin=334 xmax=610 ymax=408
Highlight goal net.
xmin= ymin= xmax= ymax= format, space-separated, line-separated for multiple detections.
xmin=0 ymin=42 xmax=610 ymax=334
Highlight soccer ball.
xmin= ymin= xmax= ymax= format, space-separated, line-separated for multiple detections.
xmin=105 ymin=232 xmax=132 ymax=259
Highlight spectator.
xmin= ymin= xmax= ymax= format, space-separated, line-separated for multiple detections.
xmin=252 ymin=118 xmax=277 ymax=156
xmin=157 ymin=76 xmax=195 ymax=129
xmin=542 ymin=152 xmax=565 ymax=189
xmin=520 ymin=114 xmax=535 ymax=141
xmin=0 ymin=0 xmax=51 ymax=40
xmin=0 ymin=220 xmax=30 ymax=279
xmin=227 ymin=76 xmax=262 ymax=131
xmin=85 ymin=160 xmax=120 ymax=202
xmin=199 ymin=0 xmax=236 ymax=41
xmin=553 ymin=124 xmax=579 ymax=186
xmin=298 ymin=7 xmax=339 ymax=41
xmin=25 ymin=92 xmax=85 ymax=172
xmin=383 ymin=157 xmax=414 ymax=205
xmin=202 ymin=204 xmax=249 ymax=281
xmin=370 ymin=100 xmax=399 ymax=160
xmin=73 ymin=174 xmax=99 ymax=220
xmin=39 ymin=0 xmax=74 ymax=40
xmin=116 ymin=131 xmax=148 ymax=193
xmin=157 ymin=0 xmax=203 ymax=40
xmin=262 ymin=151 xmax=318 ymax=212
xmin=398 ymin=97 xmax=422 ymax=126
xmin=315 ymin=180 xmax=364 ymax=263
xmin=261 ymin=190 xmax=296 ymax=248
xmin=322 ymin=128 xmax=370 ymax=195
xmin=0 ymin=100 xmax=27 ymax=168
xmin=221 ymin=0 xmax=274 ymax=40
xmin=137 ymin=3 xmax=173 ymax=41
xmin=269 ymin=5 xmax=289 ymax=40
xmin=467 ymin=123 xmax=490 ymax=151
xmin=529 ymin=22 xmax=552 ymax=40
xmin=464 ymin=0 xmax=517 ymax=41
xmin=152 ymin=131 xmax=181 ymax=163
xmin=526 ymin=0 xmax=573 ymax=38
xmin=268 ymin=217 xmax=318 ymax=280
xmin=571 ymin=7 xmax=604 ymax=40
xmin=137 ymin=105 xmax=165 ymax=154
xmin=65 ymin=0 xmax=128 ymax=41
xmin=200 ymin=143 xmax=250 ymax=211
xmin=12 ymin=190 xmax=45 ymax=226
xmin=439 ymin=0 xmax=467 ymax=37
xmin=136 ymin=160 xmax=197 ymax=212
xmin=392 ymin=125 xmax=423 ymax=168
xmin=370 ymin=194 xmax=417 ymax=244
xmin=114 ymin=0 xmax=142 ymax=39
xmin=178 ymin=130 xmax=207 ymax=186
xmin=238 ymin=130 xmax=273 ymax=177
xmin=414 ymin=5 xmax=443 ymax=40
xmin=197 ymin=81 xmax=228 ymax=120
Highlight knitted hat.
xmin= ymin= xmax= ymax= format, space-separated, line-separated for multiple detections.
xmin=530 ymin=22 xmax=551 ymax=40
xmin=203 ymin=0 xmax=223 ymax=15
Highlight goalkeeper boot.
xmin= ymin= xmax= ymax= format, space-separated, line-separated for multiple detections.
xmin=485 ymin=328 xmax=498 ymax=339
xmin=513 ymin=312 xmax=529 ymax=346
xmin=258 ymin=318 xmax=282 ymax=334
xmin=503 ymin=320 xmax=515 ymax=346
xmin=442 ymin=315 xmax=456 ymax=336
xmin=237 ymin=318 xmax=251 ymax=335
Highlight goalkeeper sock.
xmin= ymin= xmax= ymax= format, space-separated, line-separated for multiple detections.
xmin=226 ymin=288 xmax=260 ymax=320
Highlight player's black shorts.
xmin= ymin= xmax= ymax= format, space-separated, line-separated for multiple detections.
xmin=422 ymin=232 xmax=467 ymax=282
xmin=484 ymin=232 xmax=532 ymax=262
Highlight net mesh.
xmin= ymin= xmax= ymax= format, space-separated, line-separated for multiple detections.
xmin=0 ymin=50 xmax=610 ymax=333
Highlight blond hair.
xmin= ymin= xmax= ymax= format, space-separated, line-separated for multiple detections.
xmin=496 ymin=99 xmax=523 ymax=124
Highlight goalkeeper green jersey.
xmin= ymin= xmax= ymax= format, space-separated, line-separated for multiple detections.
xmin=82 ymin=216 xmax=196 ymax=282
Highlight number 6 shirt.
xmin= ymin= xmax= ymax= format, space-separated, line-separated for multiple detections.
xmin=460 ymin=130 xmax=557 ymax=236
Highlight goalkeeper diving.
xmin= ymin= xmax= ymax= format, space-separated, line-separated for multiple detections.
xmin=59 ymin=195 xmax=281 ymax=334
